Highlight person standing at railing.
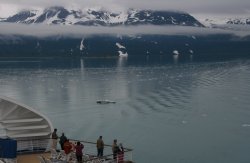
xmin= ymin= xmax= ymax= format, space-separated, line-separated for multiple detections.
xmin=59 ymin=133 xmax=67 ymax=150
xmin=96 ymin=136 xmax=104 ymax=157
xmin=117 ymin=143 xmax=124 ymax=163
xmin=112 ymin=139 xmax=118 ymax=160
xmin=51 ymin=128 xmax=58 ymax=150
xmin=75 ymin=141 xmax=84 ymax=163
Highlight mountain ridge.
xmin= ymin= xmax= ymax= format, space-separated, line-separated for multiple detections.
xmin=0 ymin=6 xmax=204 ymax=27
xmin=195 ymin=15 xmax=250 ymax=28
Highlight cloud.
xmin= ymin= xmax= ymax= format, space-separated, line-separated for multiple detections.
xmin=0 ymin=4 xmax=21 ymax=17
xmin=0 ymin=0 xmax=250 ymax=16
xmin=0 ymin=23 xmax=249 ymax=38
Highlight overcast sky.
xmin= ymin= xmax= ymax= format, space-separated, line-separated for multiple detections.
xmin=0 ymin=0 xmax=250 ymax=17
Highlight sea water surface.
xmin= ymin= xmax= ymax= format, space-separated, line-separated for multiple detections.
xmin=1 ymin=57 xmax=250 ymax=163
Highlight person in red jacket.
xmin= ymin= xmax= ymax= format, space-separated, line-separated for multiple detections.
xmin=63 ymin=139 xmax=72 ymax=162
xmin=75 ymin=141 xmax=84 ymax=163
xmin=117 ymin=143 xmax=124 ymax=163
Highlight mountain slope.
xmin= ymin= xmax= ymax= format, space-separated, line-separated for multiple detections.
xmin=0 ymin=34 xmax=250 ymax=59
xmin=1 ymin=6 xmax=204 ymax=27
xmin=195 ymin=15 xmax=250 ymax=28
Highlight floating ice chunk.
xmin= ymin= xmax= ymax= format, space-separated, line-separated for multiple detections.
xmin=118 ymin=51 xmax=128 ymax=57
xmin=182 ymin=120 xmax=187 ymax=124
xmin=173 ymin=50 xmax=179 ymax=55
xmin=116 ymin=43 xmax=126 ymax=49
xmin=191 ymin=36 xmax=196 ymax=39
xmin=189 ymin=50 xmax=194 ymax=54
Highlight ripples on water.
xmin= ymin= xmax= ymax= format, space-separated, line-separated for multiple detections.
xmin=1 ymin=58 xmax=250 ymax=163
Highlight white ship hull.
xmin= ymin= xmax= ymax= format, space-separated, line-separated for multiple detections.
xmin=0 ymin=96 xmax=53 ymax=152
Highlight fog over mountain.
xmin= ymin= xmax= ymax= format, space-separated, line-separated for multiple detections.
xmin=0 ymin=0 xmax=250 ymax=17
xmin=0 ymin=23 xmax=250 ymax=38
xmin=0 ymin=22 xmax=249 ymax=59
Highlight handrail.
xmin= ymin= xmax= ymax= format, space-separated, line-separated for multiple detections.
xmin=16 ymin=138 xmax=133 ymax=162
xmin=69 ymin=138 xmax=133 ymax=162
xmin=69 ymin=138 xmax=133 ymax=151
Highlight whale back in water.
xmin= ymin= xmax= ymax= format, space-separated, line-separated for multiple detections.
xmin=96 ymin=100 xmax=116 ymax=104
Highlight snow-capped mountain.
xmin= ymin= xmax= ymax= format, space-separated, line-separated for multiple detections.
xmin=195 ymin=15 xmax=250 ymax=28
xmin=1 ymin=6 xmax=204 ymax=27
xmin=1 ymin=7 xmax=250 ymax=59
xmin=226 ymin=18 xmax=250 ymax=25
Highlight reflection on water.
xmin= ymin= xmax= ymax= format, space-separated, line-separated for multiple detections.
xmin=1 ymin=57 xmax=250 ymax=163
xmin=117 ymin=56 xmax=128 ymax=69
xmin=173 ymin=54 xmax=179 ymax=64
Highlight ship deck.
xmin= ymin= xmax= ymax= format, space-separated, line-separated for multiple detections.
xmin=14 ymin=138 xmax=133 ymax=163
xmin=17 ymin=152 xmax=50 ymax=163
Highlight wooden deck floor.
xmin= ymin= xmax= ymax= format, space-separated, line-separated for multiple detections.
xmin=16 ymin=152 xmax=134 ymax=163
xmin=17 ymin=152 xmax=50 ymax=163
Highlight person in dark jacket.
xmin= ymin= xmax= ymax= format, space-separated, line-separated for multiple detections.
xmin=96 ymin=136 xmax=104 ymax=157
xmin=59 ymin=133 xmax=67 ymax=150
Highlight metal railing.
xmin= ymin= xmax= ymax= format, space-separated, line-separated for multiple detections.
xmin=70 ymin=139 xmax=133 ymax=163
xmin=16 ymin=138 xmax=133 ymax=163
xmin=17 ymin=138 xmax=50 ymax=153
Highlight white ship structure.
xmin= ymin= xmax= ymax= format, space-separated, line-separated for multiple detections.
xmin=0 ymin=96 xmax=53 ymax=152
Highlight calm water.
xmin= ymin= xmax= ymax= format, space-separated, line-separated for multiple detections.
xmin=1 ymin=57 xmax=250 ymax=163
